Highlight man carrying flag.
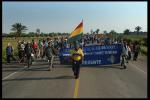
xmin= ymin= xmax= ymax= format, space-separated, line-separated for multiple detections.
xmin=68 ymin=20 xmax=84 ymax=79
xmin=70 ymin=42 xmax=84 ymax=79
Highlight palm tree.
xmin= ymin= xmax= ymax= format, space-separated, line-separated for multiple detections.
xmin=109 ymin=30 xmax=117 ymax=34
xmin=135 ymin=26 xmax=142 ymax=35
xmin=103 ymin=30 xmax=107 ymax=34
xmin=11 ymin=23 xmax=27 ymax=37
xmin=36 ymin=28 xmax=40 ymax=37
xmin=124 ymin=29 xmax=130 ymax=35
xmin=96 ymin=29 xmax=100 ymax=34
xmin=109 ymin=30 xmax=117 ymax=38
xmin=90 ymin=29 xmax=93 ymax=34
xmin=36 ymin=28 xmax=40 ymax=34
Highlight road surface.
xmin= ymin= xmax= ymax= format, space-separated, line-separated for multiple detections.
xmin=2 ymin=55 xmax=147 ymax=98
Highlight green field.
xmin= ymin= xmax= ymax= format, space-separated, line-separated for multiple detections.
xmin=123 ymin=34 xmax=147 ymax=56
xmin=140 ymin=45 xmax=147 ymax=56
xmin=123 ymin=34 xmax=147 ymax=41
xmin=2 ymin=37 xmax=47 ymax=62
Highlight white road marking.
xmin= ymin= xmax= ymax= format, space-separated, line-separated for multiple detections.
xmin=2 ymin=66 xmax=28 ymax=81
xmin=129 ymin=63 xmax=147 ymax=75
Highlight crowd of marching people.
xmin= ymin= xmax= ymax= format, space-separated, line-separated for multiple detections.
xmin=6 ymin=34 xmax=141 ymax=67
xmin=16 ymin=38 xmax=60 ymax=69
xmin=6 ymin=38 xmax=60 ymax=69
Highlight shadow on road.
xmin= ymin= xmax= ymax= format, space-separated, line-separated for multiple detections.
xmin=3 ymin=63 xmax=125 ymax=72
xmin=81 ymin=64 xmax=124 ymax=69
xmin=25 ymin=65 xmax=72 ymax=71
xmin=2 ymin=64 xmax=25 ymax=68
xmin=3 ymin=75 xmax=74 ymax=82
xmin=2 ymin=65 xmax=72 ymax=72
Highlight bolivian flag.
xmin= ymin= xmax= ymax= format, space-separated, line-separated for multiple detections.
xmin=67 ymin=20 xmax=83 ymax=43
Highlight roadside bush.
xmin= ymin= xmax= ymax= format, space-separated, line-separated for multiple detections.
xmin=142 ymin=37 xmax=147 ymax=46
xmin=140 ymin=46 xmax=147 ymax=55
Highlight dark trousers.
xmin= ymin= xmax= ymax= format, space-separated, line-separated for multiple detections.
xmin=20 ymin=51 xmax=25 ymax=62
xmin=128 ymin=51 xmax=131 ymax=60
xmin=72 ymin=61 xmax=81 ymax=78
xmin=18 ymin=50 xmax=22 ymax=59
xmin=27 ymin=55 xmax=32 ymax=67
xmin=133 ymin=52 xmax=139 ymax=60
xmin=7 ymin=55 xmax=15 ymax=63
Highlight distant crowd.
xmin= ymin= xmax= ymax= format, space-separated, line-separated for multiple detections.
xmin=5 ymin=34 xmax=141 ymax=64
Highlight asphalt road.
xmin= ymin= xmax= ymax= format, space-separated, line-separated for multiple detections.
xmin=2 ymin=56 xmax=147 ymax=98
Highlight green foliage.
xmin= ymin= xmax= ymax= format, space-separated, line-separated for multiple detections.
xmin=140 ymin=46 xmax=147 ymax=55
xmin=141 ymin=37 xmax=147 ymax=46
xmin=109 ymin=30 xmax=117 ymax=34
xmin=103 ymin=30 xmax=107 ymax=34
xmin=5 ymin=31 xmax=70 ymax=38
xmin=123 ymin=34 xmax=145 ymax=41
xmin=123 ymin=34 xmax=147 ymax=55
xmin=124 ymin=29 xmax=130 ymax=35
xmin=11 ymin=23 xmax=27 ymax=37
xmin=135 ymin=26 xmax=142 ymax=35
xmin=95 ymin=29 xmax=100 ymax=34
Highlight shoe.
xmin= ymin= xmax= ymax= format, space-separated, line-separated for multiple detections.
xmin=75 ymin=76 xmax=79 ymax=79
xmin=52 ymin=65 xmax=54 ymax=68
xmin=124 ymin=65 xmax=126 ymax=69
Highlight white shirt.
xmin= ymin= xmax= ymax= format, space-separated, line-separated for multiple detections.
xmin=21 ymin=44 xmax=25 ymax=50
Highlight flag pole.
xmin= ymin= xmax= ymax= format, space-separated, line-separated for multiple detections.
xmin=82 ymin=19 xmax=83 ymax=34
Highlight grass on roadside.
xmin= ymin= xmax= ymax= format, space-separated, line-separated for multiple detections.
xmin=140 ymin=46 xmax=147 ymax=56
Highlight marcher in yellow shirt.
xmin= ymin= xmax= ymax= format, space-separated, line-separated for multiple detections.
xmin=70 ymin=44 xmax=84 ymax=79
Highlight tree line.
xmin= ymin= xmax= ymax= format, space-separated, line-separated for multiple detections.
xmin=3 ymin=23 xmax=144 ymax=37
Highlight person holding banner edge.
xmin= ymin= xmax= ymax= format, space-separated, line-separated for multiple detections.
xmin=121 ymin=40 xmax=128 ymax=69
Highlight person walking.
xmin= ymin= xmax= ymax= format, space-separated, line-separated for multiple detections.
xmin=38 ymin=39 xmax=43 ymax=58
xmin=6 ymin=43 xmax=16 ymax=64
xmin=133 ymin=41 xmax=141 ymax=61
xmin=17 ymin=40 xmax=22 ymax=62
xmin=127 ymin=43 xmax=131 ymax=60
xmin=70 ymin=43 xmax=84 ymax=79
xmin=45 ymin=42 xmax=54 ymax=71
xmin=19 ymin=41 xmax=25 ymax=63
xmin=32 ymin=41 xmax=38 ymax=59
xmin=42 ymin=39 xmax=46 ymax=58
xmin=121 ymin=40 xmax=128 ymax=69
xmin=25 ymin=42 xmax=34 ymax=68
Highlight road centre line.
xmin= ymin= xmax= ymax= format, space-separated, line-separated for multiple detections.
xmin=73 ymin=79 xmax=80 ymax=98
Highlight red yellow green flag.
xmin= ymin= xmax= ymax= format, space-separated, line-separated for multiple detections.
xmin=67 ymin=20 xmax=83 ymax=43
